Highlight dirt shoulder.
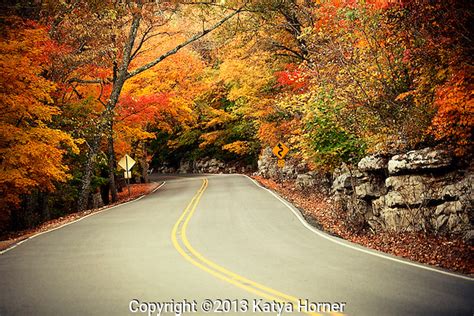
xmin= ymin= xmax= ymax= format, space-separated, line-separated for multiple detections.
xmin=252 ymin=176 xmax=474 ymax=276
xmin=0 ymin=182 xmax=161 ymax=252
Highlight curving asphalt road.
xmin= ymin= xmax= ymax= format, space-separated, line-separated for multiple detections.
xmin=0 ymin=174 xmax=472 ymax=315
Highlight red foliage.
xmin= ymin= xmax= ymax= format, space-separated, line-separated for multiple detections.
xmin=116 ymin=183 xmax=159 ymax=201
xmin=117 ymin=93 xmax=172 ymax=125
xmin=274 ymin=64 xmax=309 ymax=93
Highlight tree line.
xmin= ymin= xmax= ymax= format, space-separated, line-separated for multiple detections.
xmin=0 ymin=0 xmax=472 ymax=233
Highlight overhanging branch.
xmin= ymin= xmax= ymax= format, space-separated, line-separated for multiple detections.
xmin=68 ymin=78 xmax=104 ymax=84
xmin=126 ymin=7 xmax=243 ymax=79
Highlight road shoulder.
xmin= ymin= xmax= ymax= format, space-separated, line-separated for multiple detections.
xmin=250 ymin=175 xmax=474 ymax=279
xmin=0 ymin=182 xmax=164 ymax=253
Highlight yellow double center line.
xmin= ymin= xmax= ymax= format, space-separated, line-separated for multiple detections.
xmin=171 ymin=178 xmax=323 ymax=315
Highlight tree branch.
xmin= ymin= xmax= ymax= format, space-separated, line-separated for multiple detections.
xmin=272 ymin=43 xmax=307 ymax=61
xmin=131 ymin=31 xmax=180 ymax=61
xmin=186 ymin=2 xmax=254 ymax=12
xmin=126 ymin=7 xmax=243 ymax=79
xmin=130 ymin=24 xmax=154 ymax=61
xmin=68 ymin=78 xmax=106 ymax=84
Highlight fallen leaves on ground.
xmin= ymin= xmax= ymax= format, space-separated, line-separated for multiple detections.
xmin=253 ymin=176 xmax=474 ymax=275
xmin=0 ymin=182 xmax=161 ymax=251
xmin=116 ymin=182 xmax=160 ymax=202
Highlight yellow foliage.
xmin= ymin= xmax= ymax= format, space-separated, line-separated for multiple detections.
xmin=222 ymin=141 xmax=250 ymax=155
xmin=199 ymin=131 xmax=223 ymax=148
xmin=217 ymin=34 xmax=276 ymax=103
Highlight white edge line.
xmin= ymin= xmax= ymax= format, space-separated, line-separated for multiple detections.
xmin=0 ymin=181 xmax=167 ymax=255
xmin=242 ymin=174 xmax=473 ymax=282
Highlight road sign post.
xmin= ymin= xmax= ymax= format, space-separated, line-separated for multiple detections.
xmin=277 ymin=159 xmax=285 ymax=168
xmin=118 ymin=154 xmax=136 ymax=197
xmin=126 ymin=156 xmax=130 ymax=196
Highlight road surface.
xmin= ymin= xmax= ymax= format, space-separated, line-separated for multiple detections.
xmin=0 ymin=174 xmax=473 ymax=315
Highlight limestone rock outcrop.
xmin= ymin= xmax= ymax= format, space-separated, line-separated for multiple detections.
xmin=331 ymin=148 xmax=472 ymax=240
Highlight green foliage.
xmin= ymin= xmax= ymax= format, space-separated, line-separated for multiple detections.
xmin=304 ymin=92 xmax=366 ymax=170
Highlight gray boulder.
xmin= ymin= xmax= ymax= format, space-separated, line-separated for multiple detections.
xmin=388 ymin=148 xmax=452 ymax=175
xmin=355 ymin=179 xmax=386 ymax=199
xmin=358 ymin=154 xmax=387 ymax=172
xmin=441 ymin=172 xmax=474 ymax=201
xmin=296 ymin=174 xmax=316 ymax=190
xmin=435 ymin=201 xmax=464 ymax=215
xmin=178 ymin=161 xmax=193 ymax=173
xmin=332 ymin=170 xmax=366 ymax=192
xmin=385 ymin=175 xmax=447 ymax=207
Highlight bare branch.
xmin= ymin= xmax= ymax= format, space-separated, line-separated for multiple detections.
xmin=131 ymin=31 xmax=180 ymax=61
xmin=186 ymin=2 xmax=257 ymax=13
xmin=68 ymin=78 xmax=105 ymax=84
xmin=106 ymin=11 xmax=142 ymax=110
xmin=97 ymin=83 xmax=107 ymax=106
xmin=71 ymin=85 xmax=83 ymax=99
xmin=272 ymin=43 xmax=307 ymax=61
xmin=126 ymin=7 xmax=243 ymax=79
xmin=130 ymin=24 xmax=154 ymax=61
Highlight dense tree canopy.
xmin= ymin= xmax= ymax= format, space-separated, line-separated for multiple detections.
xmin=0 ymin=0 xmax=472 ymax=232
xmin=0 ymin=19 xmax=78 ymax=215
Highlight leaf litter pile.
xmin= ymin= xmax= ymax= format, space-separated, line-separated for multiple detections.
xmin=253 ymin=176 xmax=474 ymax=275
xmin=0 ymin=182 xmax=161 ymax=251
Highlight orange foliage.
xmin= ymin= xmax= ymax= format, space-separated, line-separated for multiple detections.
xmin=257 ymin=122 xmax=280 ymax=147
xmin=115 ymin=34 xmax=207 ymax=158
xmin=430 ymin=67 xmax=474 ymax=156
xmin=0 ymin=19 xmax=78 ymax=208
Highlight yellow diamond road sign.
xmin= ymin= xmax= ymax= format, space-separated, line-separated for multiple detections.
xmin=118 ymin=154 xmax=136 ymax=171
xmin=272 ymin=142 xmax=289 ymax=159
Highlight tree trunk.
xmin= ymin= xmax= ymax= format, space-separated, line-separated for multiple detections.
xmin=78 ymin=136 xmax=100 ymax=211
xmin=139 ymin=141 xmax=149 ymax=183
xmin=103 ymin=13 xmax=142 ymax=200
xmin=107 ymin=119 xmax=118 ymax=202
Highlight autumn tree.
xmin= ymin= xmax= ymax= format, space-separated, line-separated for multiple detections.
xmin=394 ymin=0 xmax=473 ymax=156
xmin=0 ymin=18 xmax=78 ymax=230
xmin=209 ymin=0 xmax=472 ymax=170
xmin=116 ymin=42 xmax=207 ymax=181
xmin=2 ymin=0 xmax=471 ymax=233
xmin=42 ymin=0 xmax=245 ymax=210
